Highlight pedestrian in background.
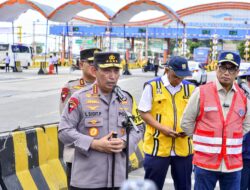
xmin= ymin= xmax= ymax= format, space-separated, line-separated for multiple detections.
xmin=139 ymin=56 xmax=195 ymax=190
xmin=48 ymin=55 xmax=54 ymax=74
xmin=181 ymin=52 xmax=250 ymax=190
xmin=238 ymin=68 xmax=250 ymax=190
xmin=53 ymin=53 xmax=59 ymax=74
xmin=4 ymin=52 xmax=10 ymax=72
xmin=59 ymin=48 xmax=101 ymax=187
xmin=59 ymin=52 xmax=144 ymax=190
xmin=154 ymin=54 xmax=159 ymax=77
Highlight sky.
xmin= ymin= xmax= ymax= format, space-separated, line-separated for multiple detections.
xmin=0 ymin=0 xmax=249 ymax=52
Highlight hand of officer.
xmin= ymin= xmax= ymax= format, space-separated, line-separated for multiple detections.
xmin=90 ymin=132 xmax=124 ymax=153
xmin=161 ymin=127 xmax=179 ymax=138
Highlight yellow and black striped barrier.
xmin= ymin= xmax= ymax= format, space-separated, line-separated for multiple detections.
xmin=0 ymin=124 xmax=144 ymax=190
xmin=0 ymin=125 xmax=67 ymax=190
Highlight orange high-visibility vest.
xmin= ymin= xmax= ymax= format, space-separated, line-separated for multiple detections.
xmin=193 ymin=82 xmax=246 ymax=170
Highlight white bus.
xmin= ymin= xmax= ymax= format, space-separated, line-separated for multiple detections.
xmin=0 ymin=44 xmax=33 ymax=69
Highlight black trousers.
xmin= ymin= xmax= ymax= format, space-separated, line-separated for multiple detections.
xmin=154 ymin=65 xmax=159 ymax=76
xmin=5 ymin=64 xmax=10 ymax=72
xmin=66 ymin=162 xmax=72 ymax=188
xmin=54 ymin=64 xmax=58 ymax=74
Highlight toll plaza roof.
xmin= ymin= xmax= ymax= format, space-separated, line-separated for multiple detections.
xmin=111 ymin=0 xmax=184 ymax=25
xmin=0 ymin=0 xmax=184 ymax=26
xmin=0 ymin=0 xmax=54 ymax=22
xmin=48 ymin=0 xmax=114 ymax=22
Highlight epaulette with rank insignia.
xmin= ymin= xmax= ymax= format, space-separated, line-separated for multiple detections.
xmin=68 ymin=79 xmax=79 ymax=83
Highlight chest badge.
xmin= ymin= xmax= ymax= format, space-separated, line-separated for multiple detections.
xmin=238 ymin=109 xmax=245 ymax=117
xmin=87 ymin=106 xmax=99 ymax=110
xmin=121 ymin=128 xmax=126 ymax=136
xmin=89 ymin=127 xmax=99 ymax=137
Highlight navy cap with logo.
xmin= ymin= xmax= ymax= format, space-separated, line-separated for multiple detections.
xmin=94 ymin=52 xmax=122 ymax=68
xmin=165 ymin=56 xmax=192 ymax=77
xmin=218 ymin=51 xmax=241 ymax=67
xmin=80 ymin=48 xmax=101 ymax=62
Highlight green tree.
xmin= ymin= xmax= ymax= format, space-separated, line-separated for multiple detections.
xmin=238 ymin=41 xmax=250 ymax=61
xmin=36 ymin=46 xmax=43 ymax=54
xmin=187 ymin=41 xmax=202 ymax=54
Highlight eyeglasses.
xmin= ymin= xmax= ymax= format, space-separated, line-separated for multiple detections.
xmin=218 ymin=66 xmax=238 ymax=74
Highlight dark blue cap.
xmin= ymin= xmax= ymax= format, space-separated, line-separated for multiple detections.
xmin=218 ymin=51 xmax=241 ymax=67
xmin=166 ymin=56 xmax=192 ymax=77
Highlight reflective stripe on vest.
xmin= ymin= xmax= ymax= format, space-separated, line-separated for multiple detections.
xmin=152 ymin=114 xmax=161 ymax=156
xmin=194 ymin=134 xmax=243 ymax=146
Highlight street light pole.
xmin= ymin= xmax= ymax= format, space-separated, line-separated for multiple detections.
xmin=33 ymin=21 xmax=36 ymax=55
xmin=122 ymin=24 xmax=131 ymax=75
xmin=12 ymin=21 xmax=17 ymax=72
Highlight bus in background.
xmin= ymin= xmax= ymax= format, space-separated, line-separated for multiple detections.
xmin=193 ymin=47 xmax=211 ymax=67
xmin=0 ymin=44 xmax=33 ymax=69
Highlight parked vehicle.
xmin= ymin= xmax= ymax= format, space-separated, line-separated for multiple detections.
xmin=0 ymin=44 xmax=33 ymax=69
xmin=239 ymin=62 xmax=250 ymax=76
xmin=193 ymin=47 xmax=211 ymax=67
xmin=186 ymin=60 xmax=207 ymax=85
xmin=142 ymin=61 xmax=155 ymax=72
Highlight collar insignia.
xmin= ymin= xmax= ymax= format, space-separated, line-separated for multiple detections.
xmin=80 ymin=79 xmax=85 ymax=86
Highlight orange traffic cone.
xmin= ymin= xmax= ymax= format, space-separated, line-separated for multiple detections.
xmin=48 ymin=64 xmax=54 ymax=74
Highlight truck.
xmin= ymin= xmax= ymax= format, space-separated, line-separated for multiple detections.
xmin=193 ymin=47 xmax=211 ymax=66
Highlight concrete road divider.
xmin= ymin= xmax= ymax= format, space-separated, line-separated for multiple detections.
xmin=0 ymin=123 xmax=144 ymax=189
xmin=0 ymin=125 xmax=67 ymax=190
xmin=44 ymin=125 xmax=67 ymax=190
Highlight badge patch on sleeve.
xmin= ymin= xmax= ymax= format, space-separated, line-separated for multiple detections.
xmin=68 ymin=97 xmax=79 ymax=113
xmin=61 ymin=87 xmax=69 ymax=103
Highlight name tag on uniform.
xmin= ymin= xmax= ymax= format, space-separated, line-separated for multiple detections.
xmin=204 ymin=107 xmax=218 ymax=112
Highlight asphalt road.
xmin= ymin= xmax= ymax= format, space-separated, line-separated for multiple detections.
xmin=0 ymin=67 xmax=217 ymax=190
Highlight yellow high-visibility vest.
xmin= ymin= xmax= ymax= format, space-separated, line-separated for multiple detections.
xmin=143 ymin=79 xmax=195 ymax=157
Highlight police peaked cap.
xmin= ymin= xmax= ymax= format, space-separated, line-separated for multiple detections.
xmin=80 ymin=48 xmax=101 ymax=62
xmin=94 ymin=52 xmax=122 ymax=68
